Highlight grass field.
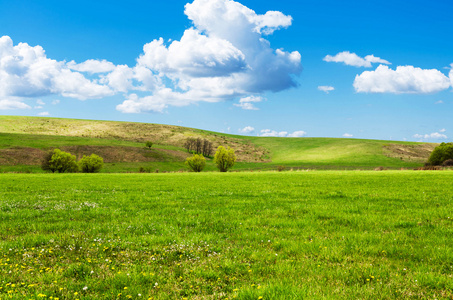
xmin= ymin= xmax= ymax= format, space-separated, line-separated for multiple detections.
xmin=1 ymin=171 xmax=452 ymax=299
xmin=0 ymin=116 xmax=437 ymax=172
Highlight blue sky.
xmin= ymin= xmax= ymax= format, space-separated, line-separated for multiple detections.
xmin=0 ymin=0 xmax=452 ymax=141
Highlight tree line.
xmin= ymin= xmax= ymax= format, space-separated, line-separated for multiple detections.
xmin=184 ymin=138 xmax=213 ymax=157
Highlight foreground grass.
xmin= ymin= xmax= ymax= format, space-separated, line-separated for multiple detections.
xmin=0 ymin=171 xmax=452 ymax=299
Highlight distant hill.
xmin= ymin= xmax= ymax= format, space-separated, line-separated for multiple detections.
xmin=0 ymin=116 xmax=436 ymax=172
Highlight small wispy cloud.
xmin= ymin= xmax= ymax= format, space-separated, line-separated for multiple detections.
xmin=318 ymin=86 xmax=335 ymax=94
xmin=259 ymin=129 xmax=306 ymax=137
xmin=413 ymin=132 xmax=447 ymax=140
xmin=343 ymin=133 xmax=353 ymax=138
xmin=324 ymin=51 xmax=390 ymax=68
xmin=234 ymin=96 xmax=264 ymax=110
xmin=238 ymin=126 xmax=255 ymax=134
xmin=37 ymin=111 xmax=50 ymax=116
xmin=435 ymin=100 xmax=444 ymax=104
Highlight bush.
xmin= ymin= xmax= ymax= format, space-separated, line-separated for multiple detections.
xmin=138 ymin=166 xmax=152 ymax=173
xmin=79 ymin=154 xmax=104 ymax=173
xmin=442 ymin=159 xmax=453 ymax=166
xmin=185 ymin=154 xmax=206 ymax=172
xmin=145 ymin=141 xmax=153 ymax=149
xmin=214 ymin=146 xmax=236 ymax=172
xmin=277 ymin=165 xmax=286 ymax=172
xmin=428 ymin=142 xmax=453 ymax=165
xmin=42 ymin=149 xmax=78 ymax=173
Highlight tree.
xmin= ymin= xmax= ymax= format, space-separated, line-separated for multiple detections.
xmin=42 ymin=149 xmax=78 ymax=173
xmin=185 ymin=154 xmax=206 ymax=172
xmin=145 ymin=141 xmax=153 ymax=149
xmin=184 ymin=138 xmax=213 ymax=157
xmin=79 ymin=154 xmax=104 ymax=173
xmin=214 ymin=146 xmax=236 ymax=172
xmin=428 ymin=142 xmax=453 ymax=165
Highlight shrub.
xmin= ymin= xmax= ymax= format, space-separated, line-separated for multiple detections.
xmin=185 ymin=154 xmax=206 ymax=172
xmin=442 ymin=159 xmax=453 ymax=166
xmin=428 ymin=142 xmax=453 ymax=165
xmin=214 ymin=146 xmax=236 ymax=172
xmin=42 ymin=149 xmax=78 ymax=173
xmin=277 ymin=165 xmax=286 ymax=172
xmin=145 ymin=141 xmax=153 ymax=149
xmin=79 ymin=154 xmax=104 ymax=173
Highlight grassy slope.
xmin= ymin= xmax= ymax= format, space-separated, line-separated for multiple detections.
xmin=1 ymin=171 xmax=452 ymax=299
xmin=0 ymin=116 xmax=435 ymax=171
xmin=246 ymin=137 xmax=426 ymax=169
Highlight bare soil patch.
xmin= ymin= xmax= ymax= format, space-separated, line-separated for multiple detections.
xmin=0 ymin=147 xmax=45 ymax=165
xmin=0 ymin=146 xmax=192 ymax=165
xmin=383 ymin=143 xmax=436 ymax=163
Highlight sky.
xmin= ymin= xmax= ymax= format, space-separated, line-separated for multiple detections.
xmin=0 ymin=0 xmax=452 ymax=142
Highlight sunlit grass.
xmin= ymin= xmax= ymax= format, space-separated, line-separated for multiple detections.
xmin=1 ymin=171 xmax=452 ymax=299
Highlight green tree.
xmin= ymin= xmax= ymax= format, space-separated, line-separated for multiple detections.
xmin=42 ymin=149 xmax=78 ymax=173
xmin=79 ymin=154 xmax=104 ymax=173
xmin=214 ymin=146 xmax=236 ymax=172
xmin=145 ymin=141 xmax=153 ymax=149
xmin=428 ymin=142 xmax=453 ymax=165
xmin=185 ymin=154 xmax=206 ymax=172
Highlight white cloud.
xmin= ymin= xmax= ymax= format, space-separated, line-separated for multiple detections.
xmin=234 ymin=95 xmax=263 ymax=110
xmin=137 ymin=30 xmax=247 ymax=78
xmin=0 ymin=99 xmax=31 ymax=110
xmin=184 ymin=0 xmax=292 ymax=36
xmin=343 ymin=133 xmax=353 ymax=137
xmin=413 ymin=132 xmax=448 ymax=140
xmin=238 ymin=126 xmax=255 ymax=134
xmin=34 ymin=99 xmax=45 ymax=108
xmin=116 ymin=93 xmax=170 ymax=114
xmin=440 ymin=128 xmax=446 ymax=133
xmin=259 ymin=129 xmax=306 ymax=137
xmin=120 ymin=0 xmax=301 ymax=113
xmin=52 ymin=99 xmax=60 ymax=105
xmin=37 ymin=111 xmax=50 ymax=116
xmin=318 ymin=85 xmax=334 ymax=94
xmin=323 ymin=51 xmax=390 ymax=68
xmin=67 ymin=59 xmax=116 ymax=74
xmin=0 ymin=1 xmax=301 ymax=113
xmin=435 ymin=100 xmax=444 ymax=104
xmin=0 ymin=35 xmax=113 ymax=103
xmin=354 ymin=65 xmax=451 ymax=94
xmin=287 ymin=131 xmax=307 ymax=137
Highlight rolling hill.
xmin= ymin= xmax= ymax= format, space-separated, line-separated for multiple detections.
xmin=0 ymin=115 xmax=436 ymax=172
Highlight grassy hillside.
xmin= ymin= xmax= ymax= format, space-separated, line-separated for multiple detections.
xmin=0 ymin=116 xmax=436 ymax=172
xmin=1 ymin=171 xmax=452 ymax=299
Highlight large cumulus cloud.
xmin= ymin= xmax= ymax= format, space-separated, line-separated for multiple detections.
xmin=0 ymin=0 xmax=301 ymax=113
xmin=117 ymin=0 xmax=301 ymax=113
xmin=354 ymin=65 xmax=451 ymax=94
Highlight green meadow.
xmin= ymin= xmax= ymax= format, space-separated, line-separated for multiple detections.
xmin=1 ymin=171 xmax=452 ymax=299
xmin=0 ymin=116 xmax=436 ymax=172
